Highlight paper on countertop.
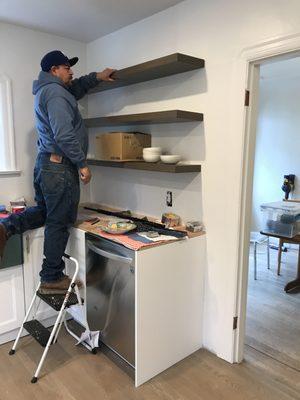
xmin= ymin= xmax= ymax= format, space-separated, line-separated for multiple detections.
xmin=137 ymin=232 xmax=182 ymax=242
xmin=77 ymin=210 xmax=127 ymax=224
xmin=78 ymin=211 xmax=102 ymax=221
xmin=76 ymin=329 xmax=99 ymax=348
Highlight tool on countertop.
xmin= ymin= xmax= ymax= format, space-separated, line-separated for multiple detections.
xmin=186 ymin=221 xmax=203 ymax=233
xmin=8 ymin=254 xmax=97 ymax=384
xmin=144 ymin=231 xmax=160 ymax=238
xmin=90 ymin=217 xmax=100 ymax=225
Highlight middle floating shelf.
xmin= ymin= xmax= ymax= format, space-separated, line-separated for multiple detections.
xmin=84 ymin=110 xmax=203 ymax=128
xmin=87 ymin=159 xmax=201 ymax=173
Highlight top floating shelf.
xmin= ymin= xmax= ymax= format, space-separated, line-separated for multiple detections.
xmin=89 ymin=53 xmax=205 ymax=94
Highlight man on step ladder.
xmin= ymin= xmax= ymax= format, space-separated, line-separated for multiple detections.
xmin=0 ymin=50 xmax=115 ymax=293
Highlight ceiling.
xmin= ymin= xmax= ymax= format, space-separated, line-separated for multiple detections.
xmin=0 ymin=0 xmax=184 ymax=43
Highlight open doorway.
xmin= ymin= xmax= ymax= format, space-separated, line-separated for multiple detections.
xmin=244 ymin=56 xmax=300 ymax=370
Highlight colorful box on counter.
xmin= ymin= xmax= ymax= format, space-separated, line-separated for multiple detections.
xmin=95 ymin=132 xmax=151 ymax=161
xmin=10 ymin=199 xmax=26 ymax=214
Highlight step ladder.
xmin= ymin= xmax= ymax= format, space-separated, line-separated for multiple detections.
xmin=8 ymin=253 xmax=97 ymax=383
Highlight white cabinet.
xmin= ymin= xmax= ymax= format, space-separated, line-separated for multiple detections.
xmin=23 ymin=227 xmax=87 ymax=323
xmin=0 ymin=228 xmax=49 ymax=345
xmin=65 ymin=227 xmax=87 ymax=326
xmin=22 ymin=228 xmax=56 ymax=321
xmin=65 ymin=227 xmax=86 ymax=284
xmin=0 ymin=227 xmax=87 ymax=345
xmin=0 ymin=265 xmax=25 ymax=343
xmin=135 ymin=235 xmax=205 ymax=386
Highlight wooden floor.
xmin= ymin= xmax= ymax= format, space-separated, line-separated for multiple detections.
xmin=0 ymin=244 xmax=299 ymax=399
xmin=246 ymin=243 xmax=300 ymax=371
xmin=0 ymin=329 xmax=299 ymax=400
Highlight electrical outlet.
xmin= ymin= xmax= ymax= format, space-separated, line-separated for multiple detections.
xmin=166 ymin=191 xmax=173 ymax=207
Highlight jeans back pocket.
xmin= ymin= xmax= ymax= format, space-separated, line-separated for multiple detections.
xmin=40 ymin=168 xmax=66 ymax=195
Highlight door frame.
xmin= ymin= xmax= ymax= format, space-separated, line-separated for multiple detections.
xmin=233 ymin=33 xmax=300 ymax=362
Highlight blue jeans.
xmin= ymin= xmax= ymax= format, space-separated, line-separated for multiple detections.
xmin=1 ymin=153 xmax=80 ymax=282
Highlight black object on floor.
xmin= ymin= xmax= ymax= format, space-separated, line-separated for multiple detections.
xmin=284 ymin=278 xmax=300 ymax=293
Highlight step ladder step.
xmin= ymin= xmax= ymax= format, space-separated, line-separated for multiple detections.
xmin=23 ymin=320 xmax=52 ymax=347
xmin=36 ymin=291 xmax=82 ymax=311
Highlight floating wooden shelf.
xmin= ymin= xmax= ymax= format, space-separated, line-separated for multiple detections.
xmin=87 ymin=159 xmax=201 ymax=173
xmin=89 ymin=53 xmax=205 ymax=94
xmin=84 ymin=110 xmax=203 ymax=128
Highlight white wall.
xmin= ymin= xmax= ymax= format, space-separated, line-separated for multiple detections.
xmin=86 ymin=12 xmax=204 ymax=222
xmin=0 ymin=22 xmax=87 ymax=206
xmin=86 ymin=0 xmax=300 ymax=361
xmin=252 ymin=58 xmax=300 ymax=231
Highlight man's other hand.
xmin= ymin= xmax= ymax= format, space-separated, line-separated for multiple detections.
xmin=80 ymin=166 xmax=92 ymax=185
xmin=97 ymin=68 xmax=116 ymax=82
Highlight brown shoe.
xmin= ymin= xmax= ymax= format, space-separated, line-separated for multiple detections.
xmin=0 ymin=223 xmax=7 ymax=261
xmin=39 ymin=275 xmax=83 ymax=294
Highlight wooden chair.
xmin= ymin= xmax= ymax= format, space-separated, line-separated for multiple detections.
xmin=277 ymin=237 xmax=300 ymax=275
xmin=277 ymin=199 xmax=300 ymax=275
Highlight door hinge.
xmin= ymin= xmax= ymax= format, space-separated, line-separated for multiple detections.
xmin=25 ymin=235 xmax=30 ymax=254
xmin=244 ymin=90 xmax=250 ymax=106
xmin=233 ymin=316 xmax=238 ymax=330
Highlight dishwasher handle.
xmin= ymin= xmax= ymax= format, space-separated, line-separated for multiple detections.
xmin=87 ymin=241 xmax=133 ymax=265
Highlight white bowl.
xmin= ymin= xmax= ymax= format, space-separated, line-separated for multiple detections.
xmin=160 ymin=155 xmax=181 ymax=164
xmin=143 ymin=147 xmax=162 ymax=154
xmin=143 ymin=153 xmax=160 ymax=162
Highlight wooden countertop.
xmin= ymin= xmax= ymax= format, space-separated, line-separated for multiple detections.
xmin=76 ymin=203 xmax=205 ymax=240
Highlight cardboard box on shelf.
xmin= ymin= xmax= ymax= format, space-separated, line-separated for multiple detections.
xmin=95 ymin=132 xmax=151 ymax=161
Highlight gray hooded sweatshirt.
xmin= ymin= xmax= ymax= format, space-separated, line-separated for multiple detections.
xmin=32 ymin=71 xmax=99 ymax=168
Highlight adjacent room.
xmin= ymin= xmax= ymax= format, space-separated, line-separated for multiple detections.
xmin=246 ymin=56 xmax=300 ymax=370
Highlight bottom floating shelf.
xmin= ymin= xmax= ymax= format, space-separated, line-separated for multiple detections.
xmin=87 ymin=159 xmax=201 ymax=173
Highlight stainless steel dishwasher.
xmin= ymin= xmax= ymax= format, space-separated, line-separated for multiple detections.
xmin=86 ymin=235 xmax=135 ymax=367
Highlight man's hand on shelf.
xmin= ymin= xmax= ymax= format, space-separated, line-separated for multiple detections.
xmin=96 ymin=68 xmax=116 ymax=82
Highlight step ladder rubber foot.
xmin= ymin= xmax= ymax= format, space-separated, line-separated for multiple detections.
xmin=8 ymin=349 xmax=15 ymax=355
xmin=31 ymin=377 xmax=38 ymax=384
xmin=92 ymin=348 xmax=97 ymax=355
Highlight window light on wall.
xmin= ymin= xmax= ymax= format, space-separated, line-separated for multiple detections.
xmin=0 ymin=74 xmax=17 ymax=172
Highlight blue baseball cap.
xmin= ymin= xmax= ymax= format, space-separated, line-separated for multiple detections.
xmin=41 ymin=50 xmax=78 ymax=72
